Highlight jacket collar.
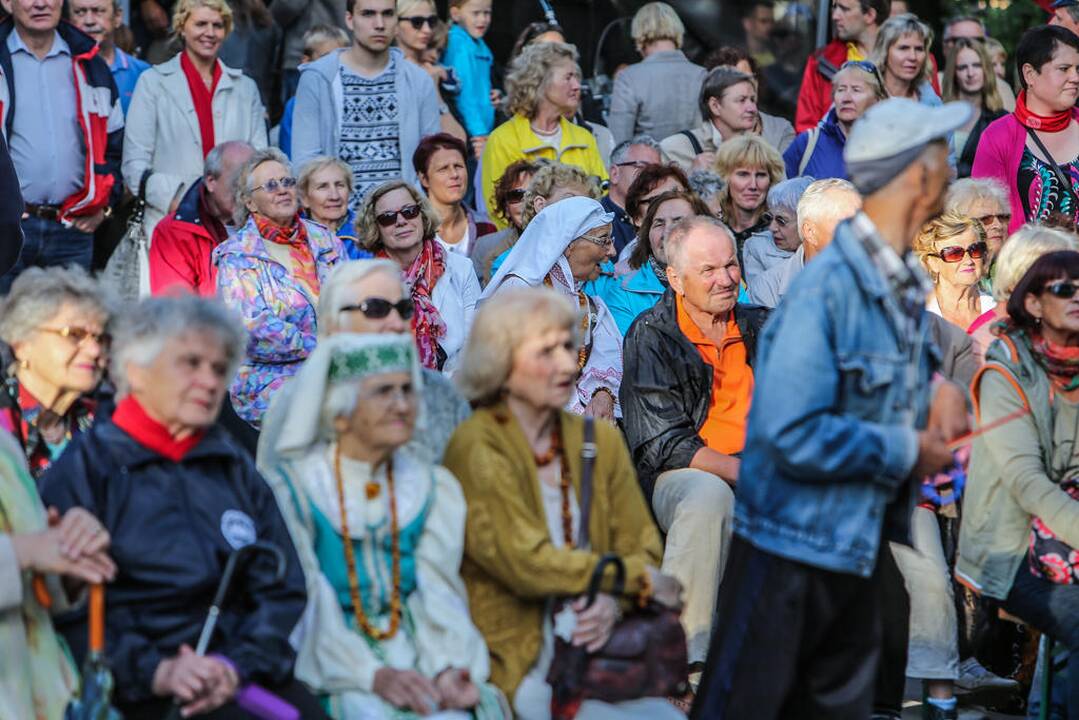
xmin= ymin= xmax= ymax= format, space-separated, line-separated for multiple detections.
xmin=623 ymin=260 xmax=666 ymax=293
xmin=648 ymin=288 xmax=765 ymax=358
xmin=510 ymin=113 xmax=589 ymax=155
xmin=94 ymin=414 xmax=242 ymax=469
xmin=642 ymin=49 xmax=688 ymax=64
xmin=157 ymin=51 xmax=242 ymax=86
xmin=830 ymin=214 xmax=901 ymax=301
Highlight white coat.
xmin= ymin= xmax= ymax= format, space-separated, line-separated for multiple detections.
xmin=432 ymin=249 xmax=480 ymax=375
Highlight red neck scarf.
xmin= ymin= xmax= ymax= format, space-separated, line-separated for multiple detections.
xmin=253 ymin=213 xmax=319 ymax=295
xmin=378 ymin=239 xmax=447 ymax=370
xmin=180 ymin=50 xmax=222 ymax=158
xmin=1015 ymin=90 xmax=1073 ymax=133
xmin=112 ymin=396 xmax=206 ymax=462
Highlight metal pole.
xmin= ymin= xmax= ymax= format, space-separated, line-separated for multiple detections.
xmin=816 ymin=0 xmax=830 ymax=49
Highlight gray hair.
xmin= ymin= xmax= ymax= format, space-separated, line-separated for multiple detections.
xmin=944 ymin=177 xmax=1010 ymax=217
xmin=204 ymin=140 xmax=255 ymax=179
xmin=943 ymin=15 xmax=986 ymax=40
xmin=297 ymin=155 xmax=354 ymax=207
xmin=233 ymin=147 xmax=292 ymax=226
xmin=797 ymin=178 xmax=861 ymax=240
xmin=992 ymin=225 xmax=1079 ymax=302
xmin=317 ymin=259 xmax=405 ymax=339
xmin=110 ymin=295 xmax=247 ymax=396
xmin=665 ymin=215 xmax=736 ymax=272
xmin=687 ymin=170 xmax=725 ymax=201
xmin=610 ymin=135 xmax=661 ymax=165
xmin=767 ymin=176 xmax=816 ymax=217
xmin=0 ymin=266 xmax=114 ymax=346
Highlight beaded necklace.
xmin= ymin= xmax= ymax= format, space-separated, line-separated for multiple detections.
xmin=532 ymin=423 xmax=574 ymax=545
xmin=334 ymin=445 xmax=402 ymax=641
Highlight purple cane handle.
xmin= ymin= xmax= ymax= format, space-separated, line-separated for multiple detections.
xmin=235 ymin=684 xmax=300 ymax=720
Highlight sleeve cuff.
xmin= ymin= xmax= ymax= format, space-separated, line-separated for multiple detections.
xmin=878 ymin=425 xmax=920 ymax=486
xmin=0 ymin=535 xmax=24 ymax=611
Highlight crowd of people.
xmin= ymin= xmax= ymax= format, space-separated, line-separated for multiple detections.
xmin=5 ymin=0 xmax=1079 ymax=718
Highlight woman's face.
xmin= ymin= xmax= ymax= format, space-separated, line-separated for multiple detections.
xmin=633 ymin=178 xmax=687 ymax=225
xmin=1024 ymin=44 xmax=1079 ymax=112
xmin=334 ymin=272 xmax=410 ymax=336
xmin=13 ymin=302 xmax=108 ymax=397
xmin=181 ymin=6 xmax=226 ymax=65
xmin=541 ymin=60 xmax=582 ymax=116
xmin=964 ymin=198 xmax=1010 ymax=255
xmin=374 ymin=187 xmax=425 ymax=256
xmin=709 ymin=81 xmax=758 ymax=132
xmin=564 ymin=223 xmax=614 ymax=283
xmin=992 ymin=51 xmax=1007 ymax=80
xmin=886 ymin=32 xmax=927 ymax=85
xmin=303 ymin=165 xmax=350 ymax=226
xmin=505 ymin=172 xmax=534 ymax=229
xmin=505 ymin=326 xmax=579 ymax=411
xmin=728 ymin=165 xmax=771 ymax=214
xmin=928 ymin=227 xmax=984 ymax=289
xmin=647 ymin=198 xmax=694 ymax=265
xmin=246 ymin=160 xmax=298 ymax=225
xmin=420 ymin=147 xmax=467 ymax=206
xmin=335 ymin=371 xmax=417 ymax=454
xmin=955 ymin=46 xmax=986 ymax=96
xmin=768 ymin=206 xmax=801 ymax=252
xmin=396 ymin=1 xmax=436 ymax=53
xmin=833 ymin=70 xmax=878 ymax=124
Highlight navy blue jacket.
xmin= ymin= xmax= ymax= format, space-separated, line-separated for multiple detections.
xmin=782 ymin=108 xmax=848 ymax=181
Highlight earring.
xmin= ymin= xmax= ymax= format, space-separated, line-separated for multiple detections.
xmin=18 ymin=358 xmax=28 ymax=370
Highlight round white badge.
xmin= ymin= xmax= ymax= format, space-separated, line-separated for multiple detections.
xmin=220 ymin=510 xmax=256 ymax=550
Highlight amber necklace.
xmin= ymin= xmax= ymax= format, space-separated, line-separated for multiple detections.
xmin=542 ymin=276 xmax=590 ymax=370
xmin=532 ymin=421 xmax=574 ymax=545
xmin=334 ymin=444 xmax=402 ymax=641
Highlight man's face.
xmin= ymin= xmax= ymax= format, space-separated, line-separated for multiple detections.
xmin=667 ymin=225 xmax=742 ymax=317
xmin=205 ymin=145 xmax=255 ymax=223
xmin=743 ymin=5 xmax=775 ymax=43
xmin=832 ymin=0 xmax=870 ymax=42
xmin=609 ymin=145 xmax=661 ymax=200
xmin=942 ymin=19 xmax=984 ymax=55
xmin=1051 ymin=8 xmax=1079 ymax=38
xmin=10 ymin=0 xmax=62 ymax=34
xmin=348 ymin=0 xmax=397 ymax=54
xmin=69 ymin=0 xmax=116 ymax=44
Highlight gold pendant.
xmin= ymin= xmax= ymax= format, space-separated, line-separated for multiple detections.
xmin=365 ymin=481 xmax=381 ymax=500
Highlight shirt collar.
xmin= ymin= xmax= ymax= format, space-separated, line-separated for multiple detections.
xmin=110 ymin=47 xmax=129 ymax=71
xmin=7 ymin=29 xmax=69 ymax=59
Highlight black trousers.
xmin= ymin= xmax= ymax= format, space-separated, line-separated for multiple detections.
xmin=691 ymin=535 xmax=909 ymax=720
xmin=118 ymin=679 xmax=329 ymax=720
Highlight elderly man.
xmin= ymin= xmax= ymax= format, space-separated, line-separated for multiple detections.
xmin=603 ymin=136 xmax=662 ymax=254
xmin=692 ymin=99 xmax=972 ymax=719
xmin=149 ymin=141 xmax=256 ymax=297
xmin=621 ymin=216 xmax=769 ymax=673
xmin=39 ymin=295 xmax=327 ymax=720
xmin=67 ymin=0 xmax=149 ymax=115
xmin=748 ymin=178 xmax=862 ymax=307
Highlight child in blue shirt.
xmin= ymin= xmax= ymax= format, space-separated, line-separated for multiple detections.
xmin=443 ymin=0 xmax=495 ymax=159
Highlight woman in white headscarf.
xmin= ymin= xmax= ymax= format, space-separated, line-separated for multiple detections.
xmin=264 ymin=333 xmax=504 ymax=720
xmin=481 ymin=197 xmax=622 ymax=420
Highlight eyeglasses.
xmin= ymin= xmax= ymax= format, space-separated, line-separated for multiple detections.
xmin=579 ymin=232 xmax=613 ymax=248
xmin=1043 ymin=281 xmax=1079 ymax=299
xmin=840 ymin=59 xmax=885 ymax=86
xmin=339 ymin=298 xmax=415 ymax=320
xmin=37 ymin=325 xmax=111 ymax=348
xmin=375 ymin=204 xmax=422 ymax=227
xmin=771 ymin=213 xmax=791 ymax=228
xmin=973 ymin=213 xmax=1011 ymax=226
xmin=928 ymin=241 xmax=988 ymax=263
xmin=400 ymin=14 xmax=439 ymax=30
xmin=252 ymin=177 xmax=297 ymax=193
xmin=506 ymin=188 xmax=527 ymax=203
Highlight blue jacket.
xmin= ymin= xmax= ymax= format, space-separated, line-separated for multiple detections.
xmin=442 ymin=24 xmax=493 ymax=137
xmin=602 ymin=260 xmax=665 ymax=336
xmin=734 ymin=218 xmax=939 ymax=577
xmin=783 ymin=108 xmax=848 ymax=180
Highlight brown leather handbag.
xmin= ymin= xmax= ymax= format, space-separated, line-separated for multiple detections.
xmin=546 ymin=419 xmax=689 ymax=718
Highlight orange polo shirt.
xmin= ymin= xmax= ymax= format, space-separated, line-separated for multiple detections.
xmin=676 ymin=296 xmax=754 ymax=455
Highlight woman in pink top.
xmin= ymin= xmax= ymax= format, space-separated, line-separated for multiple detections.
xmin=971 ymin=26 xmax=1079 ymax=234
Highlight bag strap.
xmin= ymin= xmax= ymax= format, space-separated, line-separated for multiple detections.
xmin=798 ymin=127 xmax=820 ymax=176
xmin=679 ymin=129 xmax=704 ymax=156
xmin=137 ymin=170 xmax=151 ymax=202
xmin=576 ymin=417 xmax=596 ymax=549
xmin=1025 ymin=127 xmax=1079 ymax=207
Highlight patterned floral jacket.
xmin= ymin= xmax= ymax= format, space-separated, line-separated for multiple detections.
xmin=214 ymin=217 xmax=343 ymax=427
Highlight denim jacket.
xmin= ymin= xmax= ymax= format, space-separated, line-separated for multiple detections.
xmin=734 ymin=216 xmax=940 ymax=577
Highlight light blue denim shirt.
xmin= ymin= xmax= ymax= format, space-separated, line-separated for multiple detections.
xmin=7 ymin=30 xmax=85 ymax=204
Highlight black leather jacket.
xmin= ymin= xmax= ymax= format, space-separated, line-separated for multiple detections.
xmin=621 ymin=289 xmax=770 ymax=502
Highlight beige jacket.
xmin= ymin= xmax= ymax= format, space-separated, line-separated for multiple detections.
xmin=661 ymin=114 xmax=796 ymax=172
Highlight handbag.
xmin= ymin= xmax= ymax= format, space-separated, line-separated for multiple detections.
xmin=546 ymin=419 xmax=689 ymax=718
xmin=100 ymin=171 xmax=151 ymax=302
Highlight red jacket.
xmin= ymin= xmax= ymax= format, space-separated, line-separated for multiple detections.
xmin=149 ymin=180 xmax=227 ymax=297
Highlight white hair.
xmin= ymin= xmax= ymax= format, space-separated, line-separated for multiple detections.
xmin=796 ymin=178 xmax=861 ymax=240
xmin=317 ymin=259 xmax=405 ymax=339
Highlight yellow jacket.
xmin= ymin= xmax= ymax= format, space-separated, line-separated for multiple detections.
xmin=481 ymin=114 xmax=609 ymax=230
xmin=442 ymin=404 xmax=662 ymax=700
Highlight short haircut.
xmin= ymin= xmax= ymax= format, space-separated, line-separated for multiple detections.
xmin=665 ymin=216 xmax=735 ymax=272
xmin=456 ymin=287 xmax=579 ymax=406
xmin=396 ymin=0 xmax=434 ymax=14
xmin=702 ymin=45 xmax=760 ymax=77
xmin=943 ymin=177 xmax=1009 ymax=218
xmin=766 ymin=176 xmax=816 ymax=217
xmin=204 ymin=140 xmax=255 ymax=179
xmin=521 ymin=162 xmax=602 ymax=227
xmin=624 ymin=163 xmax=691 ymax=223
xmin=943 ymin=15 xmax=985 ymax=39
xmin=871 ymin=14 xmax=935 ymax=89
xmin=172 ymin=0 xmax=233 ymax=37
xmin=713 ymin=134 xmax=785 ymax=185
xmin=742 ymin=0 xmax=774 ymax=20
xmin=296 ymin=155 xmax=354 ymax=206
xmin=505 ymin=42 xmax=579 ymax=119
xmin=631 ymin=2 xmax=685 ymax=48
xmin=302 ymin=24 xmax=350 ymax=55
xmin=1006 ymin=250 xmax=1079 ymax=330
xmin=993 ymin=225 xmax=1079 ymax=302
xmin=610 ymin=135 xmax=662 ymax=166
xmin=699 ymin=66 xmax=756 ymax=119
xmin=913 ymin=211 xmax=988 ymax=272
xmin=233 ymin=147 xmax=292 ymax=225
xmin=1015 ymin=25 xmax=1079 ymax=90
xmin=859 ymin=0 xmax=891 ymax=26
xmin=493 ymin=159 xmax=539 ymax=227
xmin=357 ymin=179 xmax=442 ymax=249
xmin=796 ymin=178 xmax=860 ymax=237
xmin=0 ymin=266 xmax=114 ymax=347
xmin=687 ymin=170 xmax=725 ymax=202
xmin=317 ymin=259 xmax=404 ymax=338
xmin=412 ymin=132 xmax=467 ymax=177
xmin=942 ymin=38 xmax=1003 ymax=112
xmin=629 ymin=189 xmax=713 ymax=269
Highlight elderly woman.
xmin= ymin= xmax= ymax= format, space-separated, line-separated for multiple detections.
xmin=714 ymin=134 xmax=785 ymax=266
xmin=298 ymin=156 xmax=370 ymax=260
xmin=0 ymin=267 xmax=112 ymax=477
xmin=960 ymin=250 xmax=1079 ymax=720
xmin=414 ymin=133 xmax=496 ymax=255
xmin=264 ymin=333 xmax=502 ymax=719
xmin=359 ymin=180 xmax=480 ymax=374
xmin=743 ymin=176 xmax=814 ymax=285
xmin=472 ymin=159 xmax=538 ymax=285
xmin=483 ymin=197 xmax=622 ymax=420
xmin=481 ymin=42 xmax=607 ymax=229
xmin=783 ymin=61 xmax=887 ymax=180
xmin=603 ymin=190 xmax=713 ymax=335
xmin=944 ymin=178 xmax=1012 ymax=262
xmin=443 ymin=287 xmax=683 ymax=719
xmin=914 ymin=212 xmax=994 ymax=331
xmin=38 ymin=295 xmax=322 ymax=720
xmin=215 ymin=148 xmax=343 ymax=427
xmin=942 ymin=39 xmax=1007 ymax=179
xmin=123 ymin=0 xmax=268 ymax=235
xmin=871 ymin=14 xmax=942 ymax=106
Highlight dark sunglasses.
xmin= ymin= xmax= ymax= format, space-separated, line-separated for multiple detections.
xmin=928 ymin=241 xmax=988 ymax=263
xmin=252 ymin=177 xmax=297 ymax=193
xmin=400 ymin=14 xmax=439 ymax=30
xmin=375 ymin=204 xmax=422 ymax=227
xmin=1043 ymin=281 xmax=1079 ymax=299
xmin=339 ymin=298 xmax=415 ymax=320
xmin=506 ymin=188 xmax=527 ymax=203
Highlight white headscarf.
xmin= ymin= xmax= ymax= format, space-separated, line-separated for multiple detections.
xmin=480 ymin=196 xmax=614 ymax=300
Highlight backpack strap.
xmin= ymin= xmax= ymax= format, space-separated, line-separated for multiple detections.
xmin=797 ymin=127 xmax=820 ymax=176
xmin=679 ymin=129 xmax=704 ymax=156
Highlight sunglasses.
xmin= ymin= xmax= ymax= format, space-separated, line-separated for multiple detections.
xmin=339 ymin=298 xmax=415 ymax=320
xmin=37 ymin=325 xmax=111 ymax=348
xmin=375 ymin=204 xmax=422 ymax=227
xmin=1043 ymin=281 xmax=1079 ymax=299
xmin=252 ymin=177 xmax=297 ymax=193
xmin=973 ymin=213 xmax=1011 ymax=226
xmin=506 ymin=188 xmax=527 ymax=203
xmin=928 ymin=241 xmax=988 ymax=263
xmin=400 ymin=14 xmax=439 ymax=30
xmin=840 ymin=59 xmax=885 ymax=86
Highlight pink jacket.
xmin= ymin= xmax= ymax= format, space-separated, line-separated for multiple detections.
xmin=971 ymin=109 xmax=1079 ymax=234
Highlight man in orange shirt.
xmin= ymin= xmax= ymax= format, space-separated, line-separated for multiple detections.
xmin=621 ymin=216 xmax=769 ymax=679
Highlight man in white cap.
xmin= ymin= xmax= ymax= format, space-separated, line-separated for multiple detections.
xmin=690 ymin=98 xmax=973 ymax=720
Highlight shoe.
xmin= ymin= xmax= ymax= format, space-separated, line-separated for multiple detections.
xmin=922 ymin=702 xmax=958 ymax=720
xmin=955 ymin=657 xmax=1020 ymax=691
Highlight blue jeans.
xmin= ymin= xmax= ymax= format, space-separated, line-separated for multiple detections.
xmin=1 ymin=216 xmax=93 ymax=293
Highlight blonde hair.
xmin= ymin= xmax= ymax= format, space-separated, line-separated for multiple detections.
xmin=871 ymin=14 xmax=935 ymax=92
xmin=993 ymin=225 xmax=1079 ymax=302
xmin=357 ymin=180 xmax=442 ymax=251
xmin=456 ymin=287 xmax=579 ymax=406
xmin=396 ymin=0 xmax=434 ymax=14
xmin=913 ymin=211 xmax=988 ymax=274
xmin=944 ymin=177 xmax=1009 ymax=217
xmin=521 ymin=162 xmax=602 ymax=228
xmin=631 ymin=2 xmax=685 ymax=49
xmin=297 ymin=156 xmax=354 ymax=208
xmin=712 ymin=134 xmax=785 ymax=222
xmin=504 ymin=42 xmax=580 ymax=119
xmin=942 ymin=38 xmax=1004 ymax=113
xmin=172 ymin=0 xmax=233 ymax=38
